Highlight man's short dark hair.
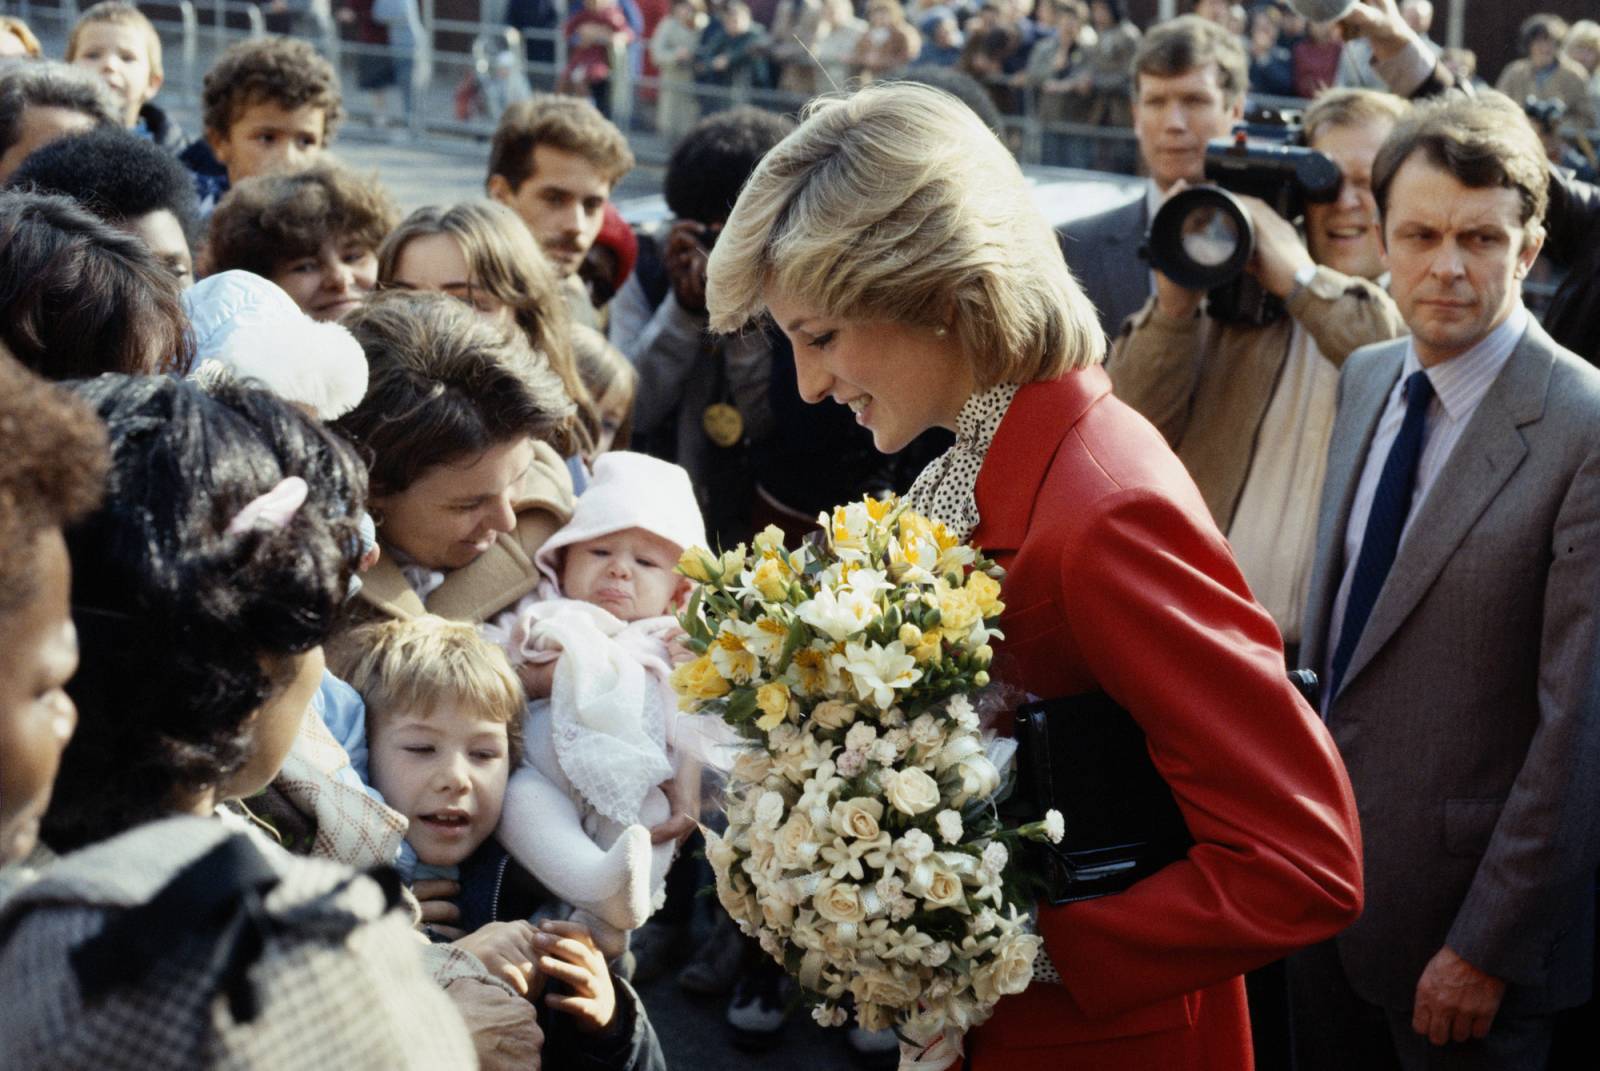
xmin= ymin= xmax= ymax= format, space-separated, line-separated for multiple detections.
xmin=9 ymin=126 xmax=199 ymax=243
xmin=665 ymin=106 xmax=795 ymax=224
xmin=0 ymin=61 xmax=118 ymax=158
xmin=1131 ymin=14 xmax=1249 ymax=102
xmin=1372 ymin=91 xmax=1550 ymax=234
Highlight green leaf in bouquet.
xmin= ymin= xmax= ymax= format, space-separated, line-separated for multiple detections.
xmin=725 ymin=686 xmax=760 ymax=725
xmin=774 ymin=616 xmax=808 ymax=673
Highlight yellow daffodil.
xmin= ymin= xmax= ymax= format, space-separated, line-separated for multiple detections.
xmin=678 ymin=546 xmax=716 ymax=583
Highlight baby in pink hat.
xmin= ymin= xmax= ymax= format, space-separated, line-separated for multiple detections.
xmin=485 ymin=452 xmax=719 ymax=952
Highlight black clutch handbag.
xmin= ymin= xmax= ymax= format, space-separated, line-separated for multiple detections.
xmin=1004 ymin=670 xmax=1318 ymax=905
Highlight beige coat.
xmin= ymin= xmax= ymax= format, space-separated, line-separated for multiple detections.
xmin=1496 ymin=56 xmax=1597 ymax=132
xmin=1107 ymin=266 xmax=1407 ymax=531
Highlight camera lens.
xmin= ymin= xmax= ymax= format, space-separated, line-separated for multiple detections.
xmin=1146 ymin=186 xmax=1255 ymax=291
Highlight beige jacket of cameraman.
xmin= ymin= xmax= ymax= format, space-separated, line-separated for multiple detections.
xmin=1107 ymin=266 xmax=1406 ymax=531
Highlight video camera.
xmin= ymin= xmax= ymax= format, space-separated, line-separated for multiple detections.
xmin=1144 ymin=109 xmax=1341 ymax=325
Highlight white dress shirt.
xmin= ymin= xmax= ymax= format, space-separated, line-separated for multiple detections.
xmin=1323 ymin=304 xmax=1529 ymax=692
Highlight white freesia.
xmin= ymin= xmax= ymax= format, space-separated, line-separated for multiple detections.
xmin=833 ymin=640 xmax=923 ymax=711
xmin=1044 ymin=809 xmax=1066 ymax=843
xmin=797 ymin=585 xmax=880 ymax=641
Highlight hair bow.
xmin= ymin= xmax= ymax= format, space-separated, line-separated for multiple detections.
xmin=225 ymin=476 xmax=309 ymax=536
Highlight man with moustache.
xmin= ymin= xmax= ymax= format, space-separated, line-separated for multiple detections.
xmin=1293 ymin=91 xmax=1600 ymax=1069
xmin=1060 ymin=15 xmax=1245 ymax=337
xmin=487 ymin=94 xmax=634 ymax=329
xmin=1108 ymin=87 xmax=1409 ymax=665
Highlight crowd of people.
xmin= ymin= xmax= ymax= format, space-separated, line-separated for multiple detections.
xmin=2 ymin=0 xmax=1599 ymax=1068
xmin=479 ymin=0 xmax=1600 ymax=178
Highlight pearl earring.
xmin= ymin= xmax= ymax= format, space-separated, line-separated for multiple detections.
xmin=933 ymin=326 xmax=949 ymax=337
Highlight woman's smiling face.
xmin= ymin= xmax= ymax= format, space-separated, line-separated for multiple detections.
xmin=764 ymin=290 xmax=975 ymax=454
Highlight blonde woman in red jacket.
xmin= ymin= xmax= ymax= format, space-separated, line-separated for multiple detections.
xmin=704 ymin=81 xmax=1365 ymax=1070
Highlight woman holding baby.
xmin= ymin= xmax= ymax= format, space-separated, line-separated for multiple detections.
xmin=703 ymin=82 xmax=1365 ymax=1070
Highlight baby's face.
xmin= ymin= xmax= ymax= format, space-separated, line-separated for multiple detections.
xmin=369 ymin=705 xmax=510 ymax=867
xmin=561 ymin=527 xmax=686 ymax=622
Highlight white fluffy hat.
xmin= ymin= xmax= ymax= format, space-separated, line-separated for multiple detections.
xmin=183 ymin=271 xmax=368 ymax=420
xmin=535 ymin=452 xmax=707 ymax=585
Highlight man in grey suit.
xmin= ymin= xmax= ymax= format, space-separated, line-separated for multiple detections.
xmin=1293 ymin=92 xmax=1600 ymax=1068
xmin=1060 ymin=16 xmax=1244 ymax=339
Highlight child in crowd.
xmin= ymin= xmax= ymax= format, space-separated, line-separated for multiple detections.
xmin=485 ymin=452 xmax=725 ymax=952
xmin=560 ymin=0 xmax=633 ymax=115
xmin=179 ymin=36 xmax=342 ymax=212
xmin=65 ymin=2 xmax=184 ymax=152
xmin=336 ymin=616 xmax=524 ymax=898
xmin=332 ymin=614 xmax=668 ymax=1065
xmin=207 ymin=160 xmax=398 ymax=321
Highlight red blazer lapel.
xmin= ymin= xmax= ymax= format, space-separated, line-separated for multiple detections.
xmin=970 ymin=367 xmax=1112 ymax=553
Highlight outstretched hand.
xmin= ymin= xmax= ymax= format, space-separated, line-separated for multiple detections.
xmin=535 ymin=920 xmax=619 ymax=1034
xmin=455 ymin=920 xmax=542 ymax=996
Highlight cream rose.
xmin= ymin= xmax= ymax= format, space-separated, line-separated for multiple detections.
xmin=885 ymin=766 xmax=941 ymax=816
xmin=830 ymin=797 xmax=885 ymax=840
xmin=923 ymin=866 xmax=966 ymax=909
xmin=814 ymin=880 xmax=867 ymax=924
xmin=775 ymin=812 xmax=820 ymax=869
xmin=851 ymin=968 xmax=921 ymax=1010
xmin=973 ymin=932 xmax=1041 ymax=1004
xmin=811 ymin=699 xmax=857 ymax=731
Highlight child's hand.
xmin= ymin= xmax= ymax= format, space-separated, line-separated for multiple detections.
xmin=665 ymin=626 xmax=696 ymax=667
xmin=414 ymin=878 xmax=465 ymax=940
xmin=455 ymin=920 xmax=541 ymax=996
xmin=517 ymin=659 xmax=557 ymax=699
xmin=534 ymin=920 xmax=618 ymax=1034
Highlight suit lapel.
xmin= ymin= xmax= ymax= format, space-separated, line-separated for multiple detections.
xmin=1337 ymin=325 xmax=1552 ymax=694
xmin=1302 ymin=345 xmax=1403 ymax=670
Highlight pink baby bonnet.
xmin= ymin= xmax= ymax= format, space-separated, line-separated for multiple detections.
xmin=533 ymin=452 xmax=706 ymax=588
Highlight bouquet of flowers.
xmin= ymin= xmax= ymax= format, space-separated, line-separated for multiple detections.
xmin=670 ymin=496 xmax=1064 ymax=1059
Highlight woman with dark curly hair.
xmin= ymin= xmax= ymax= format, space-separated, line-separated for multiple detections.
xmin=0 ymin=373 xmax=474 ymax=1067
xmin=0 ymin=188 xmax=192 ymax=378
xmin=0 ymin=348 xmax=107 ymax=867
xmin=207 ymin=159 xmax=398 ymax=322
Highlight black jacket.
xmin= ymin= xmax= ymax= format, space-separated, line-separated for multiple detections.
xmin=137 ymin=101 xmax=187 ymax=155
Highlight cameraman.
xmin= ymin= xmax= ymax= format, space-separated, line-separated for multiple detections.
xmin=1340 ymin=0 xmax=1600 ymax=363
xmin=1108 ymin=87 xmax=1409 ymax=659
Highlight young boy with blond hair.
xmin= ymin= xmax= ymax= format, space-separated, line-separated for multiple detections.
xmin=332 ymin=614 xmax=667 ymax=1063
xmin=65 ymin=1 xmax=184 ymax=151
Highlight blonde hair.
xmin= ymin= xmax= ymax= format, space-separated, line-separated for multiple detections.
xmin=1567 ymin=20 xmax=1600 ymax=61
xmin=1302 ymin=86 xmax=1411 ymax=148
xmin=67 ymin=2 xmax=162 ymax=82
xmin=331 ymin=615 xmax=525 ymax=764
xmin=706 ymin=82 xmax=1104 ymax=385
xmin=377 ymin=200 xmax=599 ymax=456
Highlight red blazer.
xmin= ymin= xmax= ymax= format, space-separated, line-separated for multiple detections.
xmin=962 ymin=368 xmax=1363 ymax=1069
